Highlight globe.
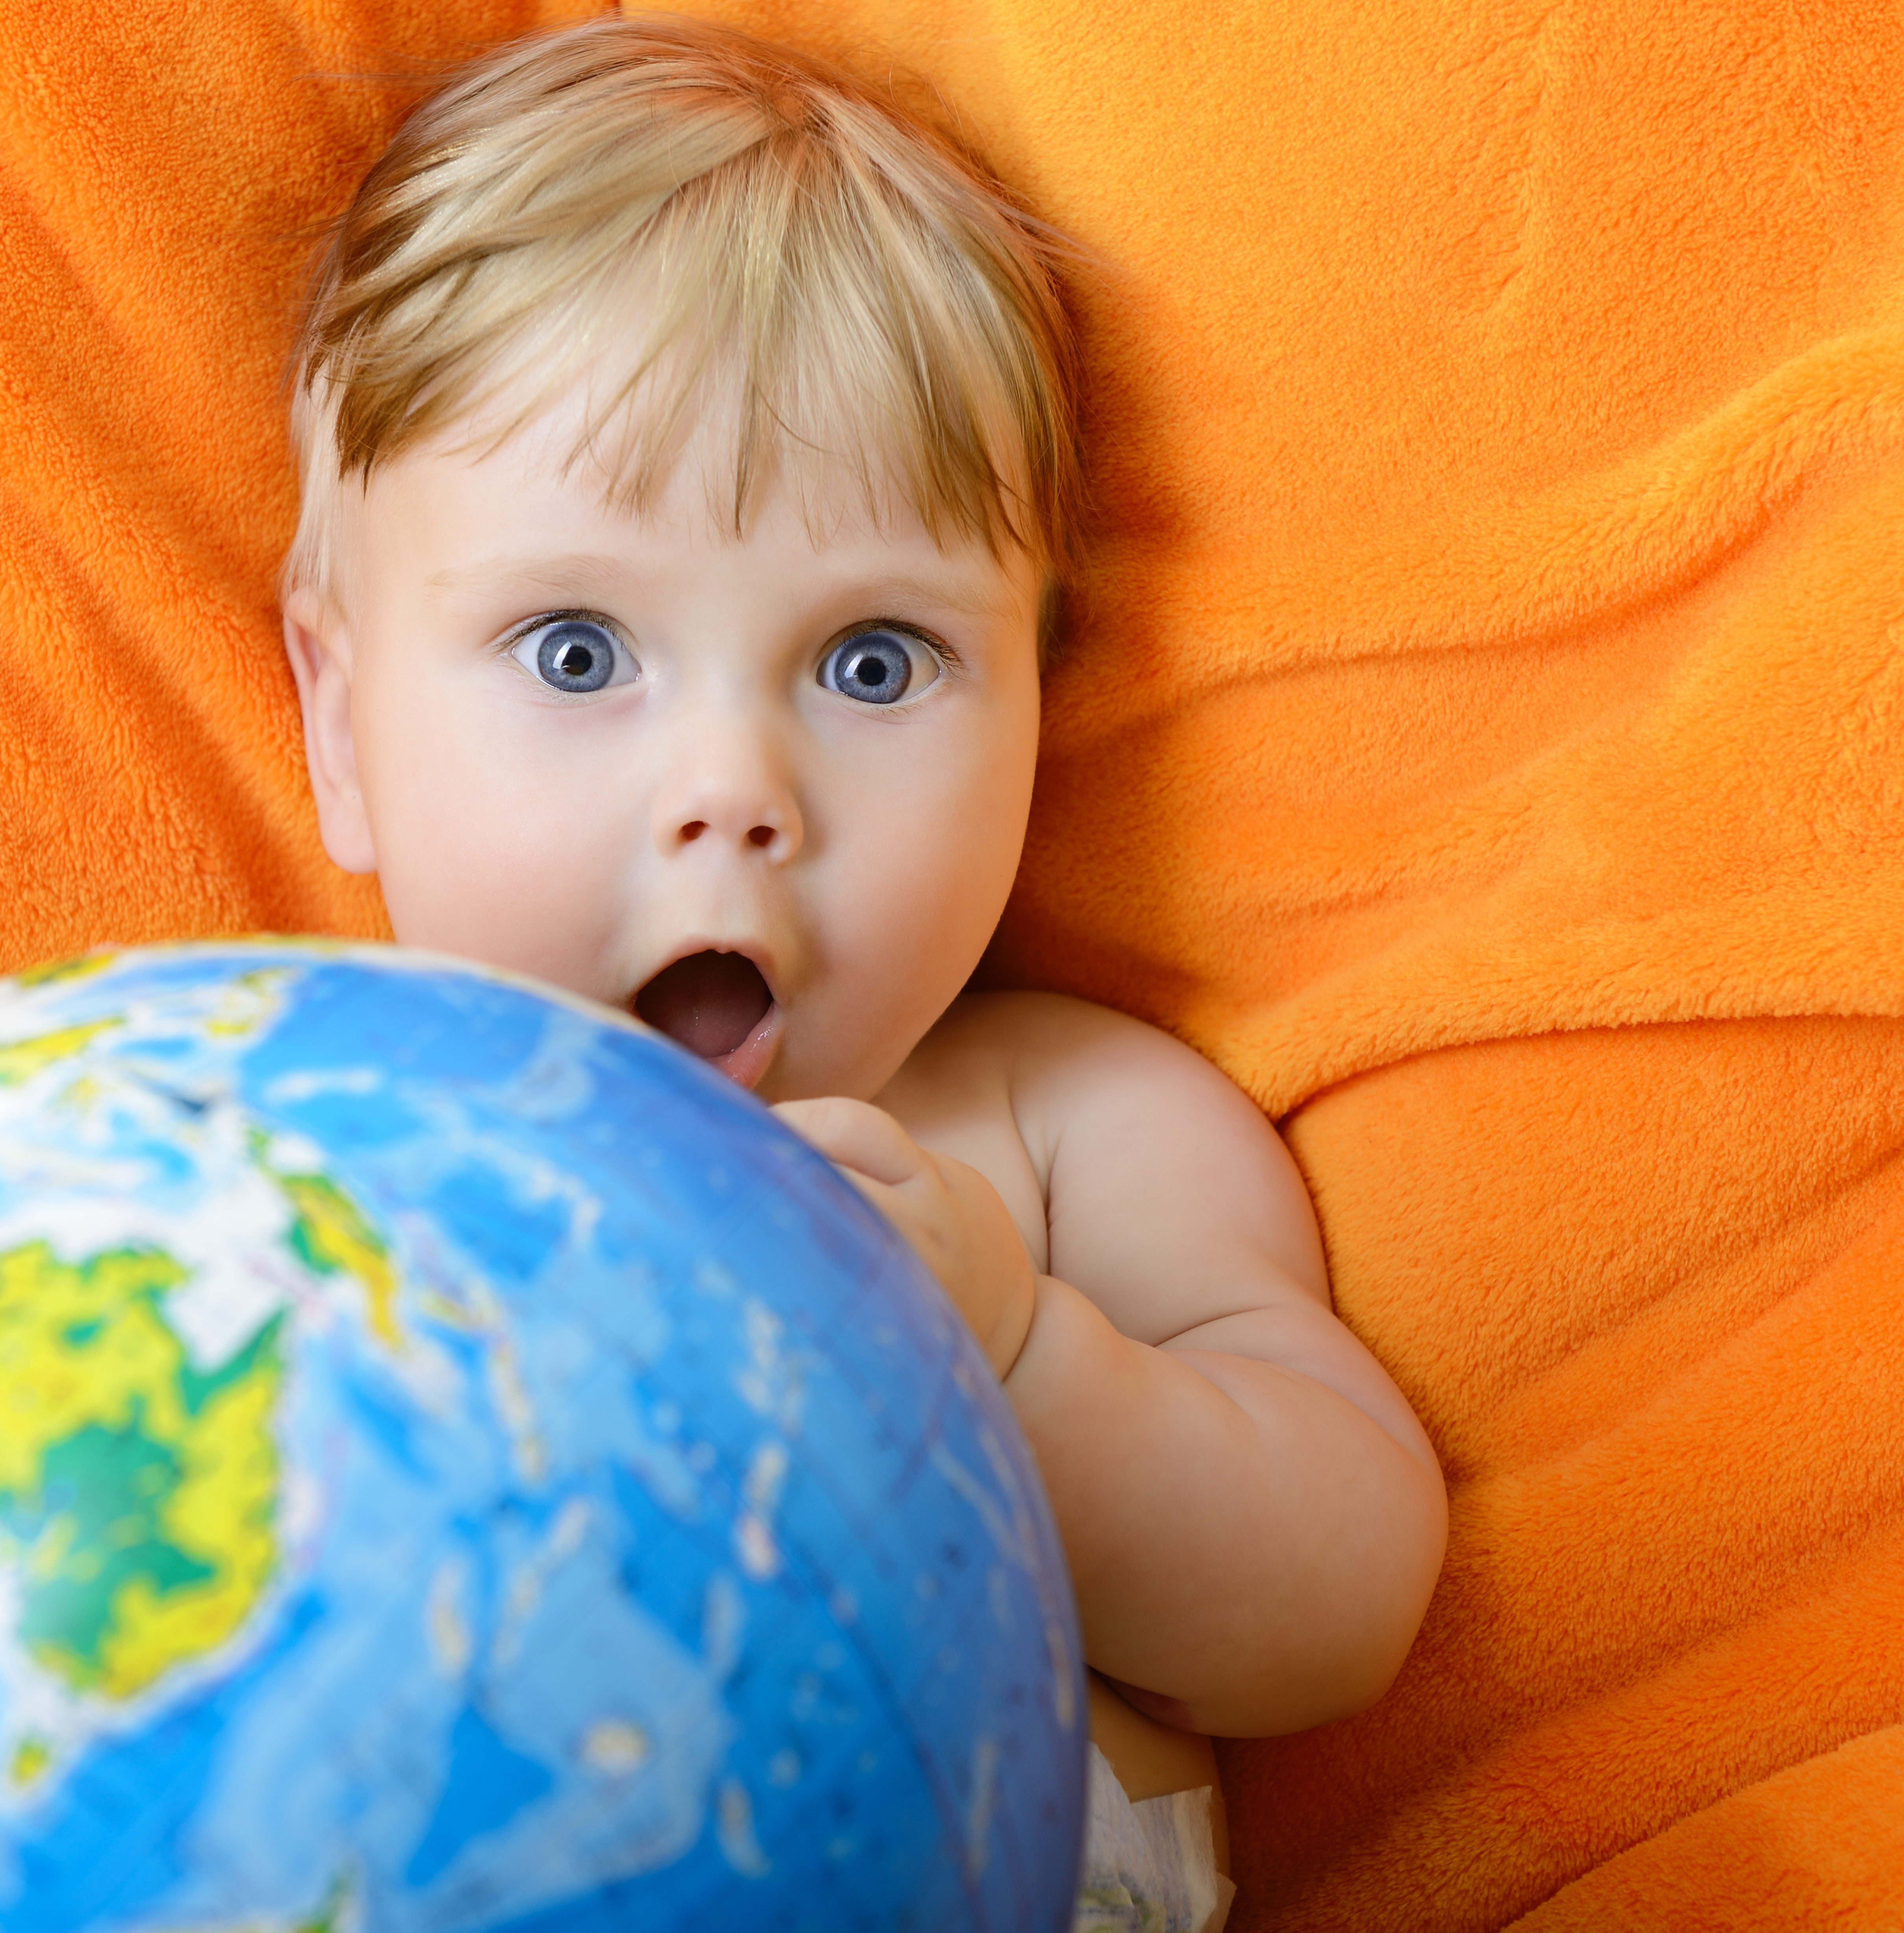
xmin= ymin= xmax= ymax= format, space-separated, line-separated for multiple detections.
xmin=0 ymin=942 xmax=1085 ymax=1931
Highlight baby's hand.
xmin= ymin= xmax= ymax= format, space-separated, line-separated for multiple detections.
xmin=772 ymin=1098 xmax=1037 ymax=1379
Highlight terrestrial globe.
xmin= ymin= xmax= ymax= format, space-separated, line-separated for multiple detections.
xmin=0 ymin=942 xmax=1085 ymax=1932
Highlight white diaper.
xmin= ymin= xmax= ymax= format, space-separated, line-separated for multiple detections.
xmin=1072 ymin=1742 xmax=1235 ymax=1933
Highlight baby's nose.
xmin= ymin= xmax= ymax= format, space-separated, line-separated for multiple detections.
xmin=675 ymin=814 xmax=790 ymax=856
xmin=653 ymin=725 xmax=803 ymax=863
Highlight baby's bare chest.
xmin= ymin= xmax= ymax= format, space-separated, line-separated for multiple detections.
xmin=875 ymin=1045 xmax=1052 ymax=1275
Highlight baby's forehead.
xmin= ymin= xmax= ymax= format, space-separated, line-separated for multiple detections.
xmin=338 ymin=398 xmax=1043 ymax=637
xmin=359 ymin=373 xmax=1029 ymax=577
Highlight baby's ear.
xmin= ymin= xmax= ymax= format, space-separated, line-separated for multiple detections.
xmin=282 ymin=588 xmax=378 ymax=876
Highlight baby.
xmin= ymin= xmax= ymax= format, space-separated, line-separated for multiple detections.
xmin=279 ymin=16 xmax=1448 ymax=1919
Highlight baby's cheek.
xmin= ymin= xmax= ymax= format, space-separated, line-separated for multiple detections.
xmin=367 ymin=737 xmax=625 ymax=996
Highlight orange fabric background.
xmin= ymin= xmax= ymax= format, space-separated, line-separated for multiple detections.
xmin=4 ymin=1 xmax=1904 ymax=1926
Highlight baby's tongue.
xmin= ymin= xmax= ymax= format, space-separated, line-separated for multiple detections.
xmin=634 ymin=951 xmax=773 ymax=1060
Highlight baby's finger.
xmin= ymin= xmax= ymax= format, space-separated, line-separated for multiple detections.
xmin=817 ymin=1165 xmax=951 ymax=1289
xmin=771 ymin=1096 xmax=927 ymax=1187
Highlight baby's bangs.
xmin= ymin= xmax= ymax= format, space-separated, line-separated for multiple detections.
xmin=286 ymin=16 xmax=1081 ymax=594
xmin=537 ymin=128 xmax=1060 ymax=563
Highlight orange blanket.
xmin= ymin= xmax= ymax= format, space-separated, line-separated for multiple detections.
xmin=5 ymin=1 xmax=1904 ymax=1926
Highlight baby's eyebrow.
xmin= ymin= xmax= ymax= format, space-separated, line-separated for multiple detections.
xmin=831 ymin=571 xmax=1021 ymax=623
xmin=426 ymin=556 xmax=1019 ymax=623
xmin=425 ymin=553 xmax=631 ymax=599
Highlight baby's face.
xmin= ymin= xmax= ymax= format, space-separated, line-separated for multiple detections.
xmin=286 ymin=406 xmax=1043 ymax=1104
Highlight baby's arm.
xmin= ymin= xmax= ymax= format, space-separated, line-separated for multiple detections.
xmin=780 ymin=993 xmax=1447 ymax=1738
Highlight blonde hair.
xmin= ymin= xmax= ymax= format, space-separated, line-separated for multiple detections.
xmin=283 ymin=15 xmax=1081 ymax=611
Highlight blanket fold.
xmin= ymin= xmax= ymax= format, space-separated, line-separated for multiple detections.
xmin=1237 ymin=1016 xmax=1904 ymax=1927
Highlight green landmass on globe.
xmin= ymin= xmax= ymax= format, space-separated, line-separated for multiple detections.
xmin=0 ymin=1237 xmax=280 ymax=1705
xmin=0 ymin=1008 xmax=405 ymax=1778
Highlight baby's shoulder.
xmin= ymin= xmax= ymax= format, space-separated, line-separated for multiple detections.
xmin=890 ymin=991 xmax=1231 ymax=1175
xmin=926 ymin=990 xmax=1227 ymax=1092
xmin=900 ymin=989 xmax=1169 ymax=1104
xmin=876 ymin=992 xmax=1133 ymax=1195
xmin=920 ymin=988 xmax=1176 ymax=1059
xmin=890 ymin=992 xmax=1327 ymax=1315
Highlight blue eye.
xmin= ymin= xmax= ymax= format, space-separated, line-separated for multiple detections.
xmin=511 ymin=617 xmax=634 ymax=694
xmin=818 ymin=628 xmax=936 ymax=706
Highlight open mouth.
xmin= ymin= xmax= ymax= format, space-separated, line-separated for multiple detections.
xmin=633 ymin=950 xmax=779 ymax=1088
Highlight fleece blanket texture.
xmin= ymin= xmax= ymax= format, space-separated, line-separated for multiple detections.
xmin=4 ymin=2 xmax=1902 ymax=1927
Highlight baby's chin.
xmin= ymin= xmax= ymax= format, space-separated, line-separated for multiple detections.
xmin=750 ymin=1026 xmax=933 ymax=1108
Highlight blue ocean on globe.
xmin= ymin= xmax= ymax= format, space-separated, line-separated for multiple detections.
xmin=0 ymin=941 xmax=1085 ymax=1931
